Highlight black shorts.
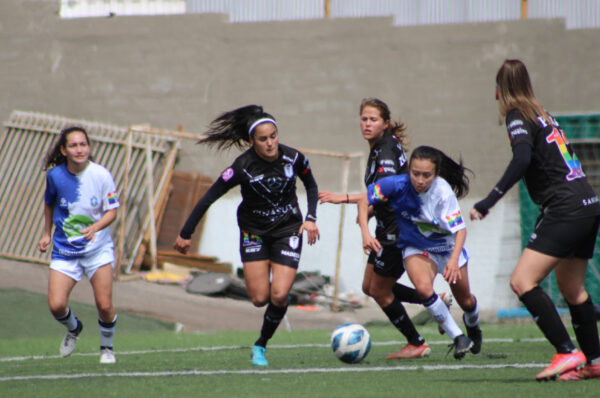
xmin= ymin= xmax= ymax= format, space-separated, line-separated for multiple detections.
xmin=527 ymin=215 xmax=600 ymax=259
xmin=239 ymin=230 xmax=302 ymax=269
xmin=367 ymin=244 xmax=405 ymax=279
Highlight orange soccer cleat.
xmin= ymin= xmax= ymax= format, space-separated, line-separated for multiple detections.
xmin=386 ymin=343 xmax=431 ymax=359
xmin=536 ymin=350 xmax=586 ymax=381
xmin=558 ymin=362 xmax=600 ymax=381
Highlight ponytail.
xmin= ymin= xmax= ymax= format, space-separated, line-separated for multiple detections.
xmin=199 ymin=105 xmax=276 ymax=151
xmin=359 ymin=97 xmax=409 ymax=151
xmin=410 ymin=146 xmax=471 ymax=198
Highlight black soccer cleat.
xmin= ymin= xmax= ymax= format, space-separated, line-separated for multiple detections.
xmin=448 ymin=334 xmax=473 ymax=360
xmin=463 ymin=315 xmax=482 ymax=354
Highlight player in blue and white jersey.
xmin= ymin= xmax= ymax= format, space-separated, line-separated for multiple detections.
xmin=358 ymin=146 xmax=482 ymax=359
xmin=174 ymin=105 xmax=320 ymax=367
xmin=38 ymin=126 xmax=120 ymax=364
xmin=320 ymin=98 xmax=435 ymax=360
xmin=471 ymin=60 xmax=600 ymax=381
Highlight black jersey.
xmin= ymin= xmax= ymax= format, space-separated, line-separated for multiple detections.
xmin=180 ymin=144 xmax=318 ymax=239
xmin=506 ymin=109 xmax=600 ymax=219
xmin=364 ymin=134 xmax=408 ymax=245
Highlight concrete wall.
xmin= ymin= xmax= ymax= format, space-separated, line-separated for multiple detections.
xmin=2 ymin=0 xmax=599 ymax=310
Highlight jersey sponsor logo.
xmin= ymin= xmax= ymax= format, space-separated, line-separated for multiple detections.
xmin=445 ymin=211 xmax=464 ymax=228
xmin=289 ymin=235 xmax=299 ymax=249
xmin=90 ymin=196 xmax=99 ymax=207
xmin=62 ymin=214 xmax=93 ymax=248
xmin=509 ymin=127 xmax=528 ymax=138
xmin=284 ymin=163 xmax=293 ymax=178
xmin=265 ymin=176 xmax=284 ymax=190
xmin=281 ymin=249 xmax=300 ymax=259
xmin=398 ymin=152 xmax=407 ymax=167
xmin=379 ymin=159 xmax=395 ymax=166
xmin=250 ymin=174 xmax=264 ymax=183
xmin=380 ymin=166 xmax=397 ymax=174
xmin=414 ymin=220 xmax=450 ymax=237
xmin=245 ymin=246 xmax=261 ymax=253
xmin=537 ymin=115 xmax=559 ymax=128
xmin=252 ymin=204 xmax=296 ymax=219
xmin=582 ymin=196 xmax=599 ymax=206
xmin=508 ymin=119 xmax=524 ymax=129
xmin=221 ymin=167 xmax=234 ymax=182
xmin=107 ymin=191 xmax=118 ymax=205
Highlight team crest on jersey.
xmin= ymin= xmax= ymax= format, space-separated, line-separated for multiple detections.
xmin=284 ymin=163 xmax=293 ymax=178
xmin=289 ymin=235 xmax=299 ymax=249
xmin=90 ymin=196 xmax=99 ymax=207
xmin=221 ymin=167 xmax=234 ymax=182
xmin=59 ymin=197 xmax=68 ymax=208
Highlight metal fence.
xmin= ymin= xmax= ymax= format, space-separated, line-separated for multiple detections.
xmin=60 ymin=0 xmax=600 ymax=29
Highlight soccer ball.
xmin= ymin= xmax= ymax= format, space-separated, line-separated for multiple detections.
xmin=330 ymin=322 xmax=371 ymax=364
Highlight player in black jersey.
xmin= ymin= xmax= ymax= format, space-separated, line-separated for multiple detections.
xmin=320 ymin=98 xmax=447 ymax=359
xmin=470 ymin=59 xmax=600 ymax=381
xmin=174 ymin=105 xmax=320 ymax=367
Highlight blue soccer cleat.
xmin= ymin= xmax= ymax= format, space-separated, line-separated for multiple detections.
xmin=251 ymin=345 xmax=268 ymax=367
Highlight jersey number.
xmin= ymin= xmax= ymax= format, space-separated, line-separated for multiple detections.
xmin=545 ymin=128 xmax=585 ymax=181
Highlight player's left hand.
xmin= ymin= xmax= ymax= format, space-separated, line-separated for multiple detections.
xmin=299 ymin=221 xmax=320 ymax=245
xmin=79 ymin=224 xmax=97 ymax=242
xmin=469 ymin=208 xmax=485 ymax=221
xmin=442 ymin=260 xmax=461 ymax=285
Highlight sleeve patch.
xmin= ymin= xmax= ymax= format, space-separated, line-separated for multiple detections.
xmin=445 ymin=211 xmax=464 ymax=229
xmin=221 ymin=167 xmax=234 ymax=182
xmin=107 ymin=190 xmax=118 ymax=205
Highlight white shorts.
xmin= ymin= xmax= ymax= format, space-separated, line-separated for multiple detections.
xmin=403 ymin=246 xmax=470 ymax=274
xmin=50 ymin=245 xmax=115 ymax=282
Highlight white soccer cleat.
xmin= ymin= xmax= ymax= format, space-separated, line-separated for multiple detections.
xmin=60 ymin=319 xmax=82 ymax=357
xmin=100 ymin=347 xmax=116 ymax=364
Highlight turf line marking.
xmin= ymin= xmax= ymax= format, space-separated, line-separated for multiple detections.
xmin=0 ymin=338 xmax=547 ymax=363
xmin=0 ymin=363 xmax=545 ymax=382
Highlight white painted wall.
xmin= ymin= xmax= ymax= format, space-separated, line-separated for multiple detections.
xmin=198 ymin=191 xmax=522 ymax=311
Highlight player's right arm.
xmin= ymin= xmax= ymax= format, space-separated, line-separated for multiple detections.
xmin=174 ymin=166 xmax=238 ymax=254
xmin=357 ymin=193 xmax=381 ymax=254
xmin=38 ymin=203 xmax=53 ymax=253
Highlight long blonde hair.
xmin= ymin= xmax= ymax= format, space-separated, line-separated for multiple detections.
xmin=359 ymin=98 xmax=409 ymax=151
xmin=496 ymin=59 xmax=550 ymax=125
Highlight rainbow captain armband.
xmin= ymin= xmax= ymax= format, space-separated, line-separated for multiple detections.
xmin=445 ymin=211 xmax=464 ymax=229
xmin=107 ymin=190 xmax=118 ymax=205
xmin=368 ymin=183 xmax=387 ymax=204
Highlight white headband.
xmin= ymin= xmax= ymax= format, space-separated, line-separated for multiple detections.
xmin=248 ymin=118 xmax=277 ymax=135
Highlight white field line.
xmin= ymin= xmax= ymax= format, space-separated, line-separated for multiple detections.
xmin=0 ymin=338 xmax=547 ymax=363
xmin=0 ymin=363 xmax=546 ymax=382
